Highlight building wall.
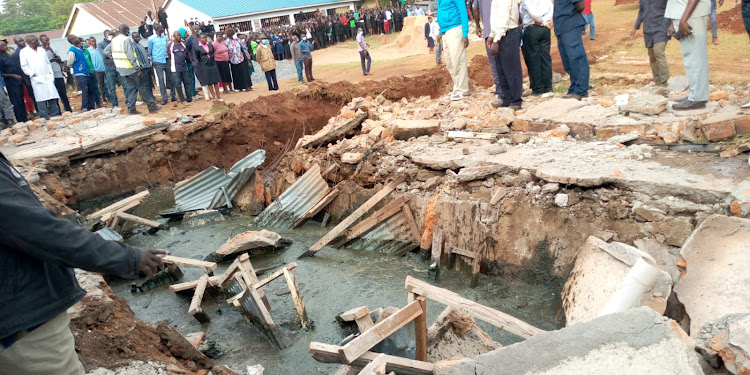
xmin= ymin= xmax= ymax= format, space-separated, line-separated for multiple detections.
xmin=68 ymin=9 xmax=111 ymax=37
xmin=164 ymin=0 xmax=213 ymax=31
xmin=214 ymin=1 xmax=356 ymax=32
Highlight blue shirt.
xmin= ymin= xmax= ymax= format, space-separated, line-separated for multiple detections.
xmin=437 ymin=0 xmax=469 ymax=38
xmin=272 ymin=35 xmax=284 ymax=54
xmin=87 ymin=47 xmax=105 ymax=72
xmin=69 ymin=46 xmax=90 ymax=76
xmin=148 ymin=34 xmax=169 ymax=64
xmin=299 ymin=40 xmax=312 ymax=58
xmin=553 ymin=0 xmax=586 ymax=35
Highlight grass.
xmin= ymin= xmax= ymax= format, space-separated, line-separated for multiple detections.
xmin=315 ymin=54 xmax=414 ymax=73
xmin=210 ymin=106 xmax=229 ymax=113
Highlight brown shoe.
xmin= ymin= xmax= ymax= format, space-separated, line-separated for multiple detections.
xmin=672 ymin=100 xmax=706 ymax=111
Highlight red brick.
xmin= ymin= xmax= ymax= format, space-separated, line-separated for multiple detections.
xmin=143 ymin=118 xmax=156 ymax=126
xmin=92 ymin=112 xmax=103 ymax=118
xmin=735 ymin=115 xmax=750 ymax=136
xmin=569 ymin=124 xmax=593 ymax=137
xmin=618 ymin=124 xmax=647 ymax=135
xmin=512 ymin=119 xmax=530 ymax=132
xmin=529 ymin=121 xmax=549 ymax=132
xmin=595 ymin=127 xmax=618 ymax=139
xmin=701 ymin=120 xmax=735 ymax=141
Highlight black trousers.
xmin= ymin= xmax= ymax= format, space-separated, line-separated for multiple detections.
xmin=54 ymin=77 xmax=72 ymax=112
xmin=521 ymin=25 xmax=553 ymax=94
xmin=264 ymin=69 xmax=278 ymax=90
xmin=491 ymin=28 xmax=524 ymax=106
xmin=6 ymin=82 xmax=27 ymax=123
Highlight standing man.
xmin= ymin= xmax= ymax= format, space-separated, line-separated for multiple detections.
xmin=666 ymin=0 xmax=710 ymax=110
xmin=131 ymin=32 xmax=155 ymax=101
xmin=257 ymin=39 xmax=279 ymax=91
xmin=167 ymin=31 xmax=192 ymax=103
xmin=100 ymin=29 xmax=125 ymax=108
xmin=0 ymin=75 xmax=15 ymax=127
xmin=554 ymin=0 xmax=590 ymax=100
xmin=66 ymin=35 xmax=97 ymax=112
xmin=472 ymin=0 xmax=502 ymax=103
xmin=488 ymin=0 xmax=524 ymax=109
xmin=40 ymin=34 xmax=72 ymax=113
xmin=630 ymin=0 xmax=671 ymax=88
xmin=103 ymin=24 xmax=160 ymax=114
xmin=582 ymin=0 xmax=596 ymax=40
xmin=87 ymin=38 xmax=107 ymax=105
xmin=709 ymin=0 xmax=723 ymax=45
xmin=291 ymin=36 xmax=304 ymax=83
xmin=521 ymin=0 xmax=554 ymax=97
xmin=149 ymin=24 xmax=177 ymax=105
xmin=20 ymin=35 xmax=60 ymax=119
xmin=430 ymin=17 xmax=442 ymax=64
xmin=357 ymin=28 xmax=372 ymax=76
xmin=158 ymin=7 xmax=170 ymax=36
xmin=0 ymin=41 xmax=27 ymax=123
xmin=13 ymin=36 xmax=36 ymax=113
xmin=299 ymin=36 xmax=314 ymax=82
xmin=0 ymin=151 xmax=167 ymax=375
xmin=438 ymin=0 xmax=470 ymax=101
xmin=185 ymin=25 xmax=203 ymax=100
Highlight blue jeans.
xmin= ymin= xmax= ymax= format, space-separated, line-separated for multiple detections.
xmin=294 ymin=59 xmax=304 ymax=82
xmin=583 ymin=13 xmax=595 ymax=39
xmin=485 ymin=41 xmax=502 ymax=99
xmin=37 ymin=99 xmax=60 ymax=119
xmin=557 ymin=27 xmax=590 ymax=97
xmin=187 ymin=62 xmax=198 ymax=96
xmin=75 ymin=75 xmax=97 ymax=110
xmin=171 ymin=70 xmax=193 ymax=103
xmin=104 ymin=70 xmax=125 ymax=107
xmin=359 ymin=50 xmax=371 ymax=74
xmin=264 ymin=69 xmax=279 ymax=90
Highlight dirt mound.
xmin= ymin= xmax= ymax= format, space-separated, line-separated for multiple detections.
xmin=395 ymin=15 xmax=431 ymax=51
xmin=717 ymin=4 xmax=748 ymax=34
xmin=469 ymin=55 xmax=495 ymax=88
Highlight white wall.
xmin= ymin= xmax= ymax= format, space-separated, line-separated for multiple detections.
xmin=69 ymin=9 xmax=110 ymax=37
xmin=164 ymin=0 xmax=213 ymax=31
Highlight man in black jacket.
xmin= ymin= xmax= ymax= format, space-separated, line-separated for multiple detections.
xmin=0 ymin=152 xmax=166 ymax=374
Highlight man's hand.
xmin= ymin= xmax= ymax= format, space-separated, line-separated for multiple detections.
xmin=8 ymin=74 xmax=22 ymax=81
xmin=436 ymin=34 xmax=442 ymax=43
xmin=667 ymin=23 xmax=675 ymax=37
xmin=630 ymin=27 xmax=637 ymax=39
xmin=138 ymin=248 xmax=168 ymax=277
xmin=462 ymin=37 xmax=469 ymax=49
xmin=678 ymin=20 xmax=692 ymax=37
xmin=475 ymin=26 xmax=482 ymax=38
xmin=489 ymin=41 xmax=499 ymax=55
xmin=486 ymin=38 xmax=493 ymax=49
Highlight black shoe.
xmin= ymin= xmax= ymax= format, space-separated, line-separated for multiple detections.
xmin=128 ymin=109 xmax=141 ymax=115
xmin=491 ymin=99 xmax=509 ymax=108
xmin=675 ymin=96 xmax=689 ymax=103
xmin=148 ymin=105 xmax=161 ymax=113
xmin=508 ymin=103 xmax=523 ymax=110
xmin=563 ymin=94 xmax=583 ymax=101
xmin=161 ymin=101 xmax=168 ymax=105
xmin=672 ymin=100 xmax=706 ymax=110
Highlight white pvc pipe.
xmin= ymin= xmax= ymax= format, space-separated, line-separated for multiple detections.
xmin=598 ymin=257 xmax=662 ymax=317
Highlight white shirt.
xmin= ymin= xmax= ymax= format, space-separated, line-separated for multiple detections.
xmin=489 ymin=0 xmax=520 ymax=42
xmin=521 ymin=0 xmax=554 ymax=29
xmin=429 ymin=21 xmax=441 ymax=39
xmin=146 ymin=15 xmax=154 ymax=25
xmin=665 ymin=0 xmax=710 ymax=19
xmin=19 ymin=46 xmax=59 ymax=101
xmin=386 ymin=10 xmax=392 ymax=20
xmin=357 ymin=32 xmax=367 ymax=52
xmin=415 ymin=8 xmax=426 ymax=16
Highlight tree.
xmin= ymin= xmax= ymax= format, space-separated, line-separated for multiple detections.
xmin=0 ymin=0 xmax=97 ymax=36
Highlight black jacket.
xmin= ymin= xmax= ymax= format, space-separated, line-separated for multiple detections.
xmin=0 ymin=153 xmax=141 ymax=340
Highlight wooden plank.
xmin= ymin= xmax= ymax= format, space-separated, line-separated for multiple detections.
xmin=304 ymin=175 xmax=406 ymax=256
xmin=321 ymin=163 xmax=340 ymax=178
xmin=233 ymin=273 xmax=276 ymax=330
xmin=108 ymin=214 xmax=121 ymax=230
xmin=169 ymin=275 xmax=220 ymax=292
xmin=431 ymin=226 xmax=443 ymax=263
xmin=340 ymin=306 xmax=370 ymax=321
xmin=188 ymin=274 xmax=210 ymax=323
xmin=336 ymin=196 xmax=409 ymax=248
xmin=358 ymin=353 xmax=387 ymax=375
xmin=116 ymin=211 xmax=165 ymax=230
xmin=414 ymin=297 xmax=427 ymax=362
xmin=405 ymin=276 xmax=544 ymax=339
xmin=446 ymin=130 xmax=499 ymax=140
xmin=184 ymin=332 xmax=204 ymax=347
xmin=283 ymin=267 xmax=309 ymax=330
xmin=254 ymin=262 xmax=297 ymax=290
xmin=450 ymin=247 xmax=478 ymax=259
xmin=101 ymin=199 xmax=144 ymax=224
xmin=308 ymin=342 xmax=435 ymax=375
xmin=226 ymin=289 xmax=246 ymax=305
xmin=401 ymin=204 xmax=421 ymax=244
xmin=338 ymin=300 xmax=423 ymax=364
xmin=292 ymin=188 xmax=340 ymax=228
xmin=355 ymin=314 xmax=375 ymax=333
xmin=86 ymin=190 xmax=150 ymax=220
xmin=163 ymin=255 xmax=217 ymax=272
xmin=217 ymin=253 xmax=249 ymax=287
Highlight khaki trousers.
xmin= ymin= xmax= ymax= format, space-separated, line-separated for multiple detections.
xmin=442 ymin=26 xmax=469 ymax=95
xmin=0 ymin=312 xmax=85 ymax=375
xmin=647 ymin=41 xmax=670 ymax=86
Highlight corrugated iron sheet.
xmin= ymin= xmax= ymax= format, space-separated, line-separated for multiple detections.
xmin=172 ymin=150 xmax=265 ymax=214
xmin=346 ymin=211 xmax=418 ymax=256
xmin=255 ymin=164 xmax=330 ymax=228
xmin=95 ymin=227 xmax=124 ymax=242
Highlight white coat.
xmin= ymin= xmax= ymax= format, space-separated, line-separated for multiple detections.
xmin=19 ymin=46 xmax=59 ymax=102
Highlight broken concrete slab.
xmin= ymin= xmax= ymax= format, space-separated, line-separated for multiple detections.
xmin=694 ymin=313 xmax=749 ymax=369
xmin=341 ymin=152 xmax=365 ymax=164
xmin=183 ymin=209 xmax=225 ymax=228
xmin=455 ymin=165 xmax=503 ymax=182
xmin=435 ymin=308 xmax=702 ymax=375
xmin=298 ymin=112 xmax=369 ymax=149
xmin=215 ymin=230 xmax=283 ymax=257
xmin=674 ymin=215 xmax=750 ymax=338
xmin=700 ymin=111 xmax=745 ymax=141
xmin=390 ymin=120 xmax=441 ymax=140
xmin=622 ymin=93 xmax=668 ymax=115
xmin=668 ymin=76 xmax=689 ymax=92
xmin=708 ymin=315 xmax=750 ymax=374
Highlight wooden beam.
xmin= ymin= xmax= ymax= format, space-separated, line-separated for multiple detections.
xmin=233 ymin=273 xmax=276 ymax=330
xmin=116 ymin=211 xmax=165 ymax=230
xmin=340 ymin=306 xmax=370 ymax=321
xmin=217 ymin=253 xmax=249 ymax=287
xmin=163 ymin=255 xmax=217 ymax=272
xmin=86 ymin=190 xmax=150 ymax=221
xmin=304 ymin=175 xmax=406 ymax=256
xmin=169 ymin=275 xmax=220 ymax=292
xmin=401 ymin=204 xmax=421 ymax=244
xmin=358 ymin=353 xmax=387 ymax=375
xmin=336 ymin=196 xmax=409 ymax=248
xmin=292 ymin=188 xmax=340 ymax=228
xmin=308 ymin=342 xmax=435 ymax=375
xmin=355 ymin=314 xmax=375 ymax=333
xmin=431 ymin=226 xmax=443 ymax=263
xmin=405 ymin=276 xmax=544 ymax=339
xmin=283 ymin=267 xmax=309 ymax=330
xmin=338 ymin=300 xmax=423 ymax=364
xmin=102 ymin=199 xmax=144 ymax=224
xmin=253 ymin=262 xmax=297 ymax=290
xmin=188 ymin=274 xmax=210 ymax=323
xmin=450 ymin=247 xmax=478 ymax=259
xmin=413 ymin=297 xmax=427 ymax=362
xmin=321 ymin=163 xmax=340 ymax=179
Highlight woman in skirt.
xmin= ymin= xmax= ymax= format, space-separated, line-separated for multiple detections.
xmin=225 ymin=28 xmax=252 ymax=92
xmin=193 ymin=33 xmax=223 ymax=102
xmin=212 ymin=33 xmax=233 ymax=94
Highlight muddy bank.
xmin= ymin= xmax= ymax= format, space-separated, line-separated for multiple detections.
xmin=38 ymin=68 xmax=451 ymax=204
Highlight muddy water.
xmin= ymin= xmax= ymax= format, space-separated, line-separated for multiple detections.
xmin=109 ymin=191 xmax=561 ymax=374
